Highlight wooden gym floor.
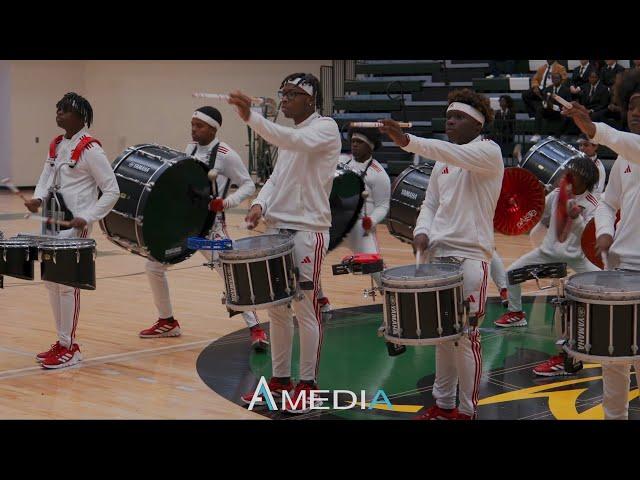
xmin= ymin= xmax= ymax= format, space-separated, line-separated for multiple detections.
xmin=0 ymin=190 xmax=554 ymax=419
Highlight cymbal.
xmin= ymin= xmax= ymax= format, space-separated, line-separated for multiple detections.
xmin=494 ymin=167 xmax=545 ymax=235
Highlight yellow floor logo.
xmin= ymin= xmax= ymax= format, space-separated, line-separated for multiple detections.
xmin=365 ymin=365 xmax=638 ymax=420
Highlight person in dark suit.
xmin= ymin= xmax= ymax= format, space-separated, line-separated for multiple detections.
xmin=532 ymin=73 xmax=572 ymax=138
xmin=593 ymin=71 xmax=624 ymax=127
xmin=601 ymin=60 xmax=625 ymax=88
xmin=580 ymin=70 xmax=611 ymax=120
xmin=491 ymin=95 xmax=516 ymax=154
xmin=569 ymin=60 xmax=594 ymax=99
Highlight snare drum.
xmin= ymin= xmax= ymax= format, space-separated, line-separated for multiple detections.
xmin=387 ymin=164 xmax=433 ymax=243
xmin=0 ymin=238 xmax=38 ymax=280
xmin=520 ymin=137 xmax=585 ymax=190
xmin=563 ymin=271 xmax=640 ymax=364
xmin=39 ymin=239 xmax=97 ymax=290
xmin=381 ymin=263 xmax=465 ymax=346
xmin=217 ymin=234 xmax=296 ymax=311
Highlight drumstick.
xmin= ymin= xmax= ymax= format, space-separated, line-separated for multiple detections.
xmin=23 ymin=213 xmax=72 ymax=228
xmin=193 ymin=93 xmax=265 ymax=106
xmin=552 ymin=94 xmax=573 ymax=110
xmin=601 ymin=251 xmax=609 ymax=270
xmin=1 ymin=178 xmax=28 ymax=202
xmin=350 ymin=122 xmax=412 ymax=129
xmin=416 ymin=250 xmax=422 ymax=270
xmin=362 ymin=190 xmax=370 ymax=237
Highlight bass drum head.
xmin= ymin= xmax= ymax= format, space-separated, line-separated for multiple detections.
xmin=521 ymin=137 xmax=584 ymax=190
xmin=328 ymin=168 xmax=364 ymax=251
xmin=142 ymin=158 xmax=214 ymax=264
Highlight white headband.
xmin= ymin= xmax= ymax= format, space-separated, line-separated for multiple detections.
xmin=630 ymin=93 xmax=640 ymax=103
xmin=286 ymin=77 xmax=314 ymax=96
xmin=192 ymin=111 xmax=220 ymax=130
xmin=351 ymin=132 xmax=375 ymax=150
xmin=447 ymin=102 xmax=485 ymax=126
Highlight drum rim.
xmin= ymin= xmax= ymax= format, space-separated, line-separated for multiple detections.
xmin=565 ymin=271 xmax=640 ymax=300
xmin=0 ymin=239 xmax=38 ymax=247
xmin=218 ymin=234 xmax=295 ymax=260
xmin=384 ymin=332 xmax=463 ymax=345
xmin=563 ymin=345 xmax=640 ymax=364
xmin=39 ymin=239 xmax=96 ymax=250
xmin=381 ymin=263 xmax=463 ymax=287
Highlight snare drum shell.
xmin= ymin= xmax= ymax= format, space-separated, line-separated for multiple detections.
xmin=222 ymin=252 xmax=296 ymax=308
xmin=40 ymin=246 xmax=96 ymax=290
xmin=0 ymin=244 xmax=38 ymax=280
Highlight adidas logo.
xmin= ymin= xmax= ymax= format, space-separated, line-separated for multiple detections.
xmin=301 ymin=256 xmax=312 ymax=264
xmin=625 ymin=164 xmax=632 ymax=173
xmin=442 ymin=167 xmax=449 ymax=174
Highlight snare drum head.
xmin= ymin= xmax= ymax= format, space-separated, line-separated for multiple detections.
xmin=218 ymin=234 xmax=293 ymax=260
xmin=39 ymin=239 xmax=96 ymax=250
xmin=382 ymin=263 xmax=463 ymax=288
xmin=566 ymin=271 xmax=640 ymax=300
xmin=329 ymin=166 xmax=365 ymax=251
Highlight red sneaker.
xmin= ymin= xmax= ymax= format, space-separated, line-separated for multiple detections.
xmin=35 ymin=341 xmax=63 ymax=363
xmin=318 ymin=297 xmax=332 ymax=314
xmin=241 ymin=377 xmax=294 ymax=406
xmin=500 ymin=288 xmax=508 ymax=307
xmin=250 ymin=326 xmax=269 ymax=352
xmin=533 ymin=354 xmax=583 ymax=377
xmin=139 ymin=319 xmax=182 ymax=338
xmin=494 ymin=311 xmax=527 ymax=328
xmin=284 ymin=382 xmax=323 ymax=414
xmin=41 ymin=344 xmax=82 ymax=369
xmin=414 ymin=405 xmax=460 ymax=420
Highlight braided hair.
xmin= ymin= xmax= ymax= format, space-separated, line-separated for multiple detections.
xmin=56 ymin=92 xmax=93 ymax=127
xmin=566 ymin=154 xmax=599 ymax=192
xmin=280 ymin=73 xmax=322 ymax=110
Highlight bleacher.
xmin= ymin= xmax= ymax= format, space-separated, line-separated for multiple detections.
xmin=331 ymin=60 xmax=632 ymax=181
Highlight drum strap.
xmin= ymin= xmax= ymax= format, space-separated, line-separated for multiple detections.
xmin=192 ymin=142 xmax=229 ymax=224
xmin=344 ymin=156 xmax=374 ymax=178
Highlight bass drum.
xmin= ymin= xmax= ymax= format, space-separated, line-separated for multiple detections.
xmin=100 ymin=144 xmax=214 ymax=264
xmin=387 ymin=164 xmax=433 ymax=243
xmin=328 ymin=164 xmax=365 ymax=251
xmin=520 ymin=136 xmax=585 ymax=191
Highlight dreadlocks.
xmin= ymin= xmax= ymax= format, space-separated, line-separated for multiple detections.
xmin=280 ymin=73 xmax=322 ymax=110
xmin=56 ymin=92 xmax=93 ymax=128
xmin=566 ymin=154 xmax=599 ymax=192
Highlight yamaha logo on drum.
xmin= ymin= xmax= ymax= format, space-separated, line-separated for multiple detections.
xmin=224 ymin=265 xmax=238 ymax=302
xmin=388 ymin=293 xmax=400 ymax=336
xmin=400 ymin=189 xmax=418 ymax=201
xmin=164 ymin=246 xmax=182 ymax=257
xmin=577 ymin=305 xmax=586 ymax=352
xmin=127 ymin=161 xmax=151 ymax=173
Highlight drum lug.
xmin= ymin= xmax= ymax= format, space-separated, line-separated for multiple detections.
xmin=633 ymin=345 xmax=639 ymax=355
xmin=585 ymin=343 xmax=591 ymax=353
xmin=608 ymin=345 xmax=615 ymax=355
xmin=2 ymin=250 xmax=6 ymax=262
xmin=53 ymin=251 xmax=56 ymax=265
xmin=135 ymin=216 xmax=144 ymax=226
xmin=76 ymin=249 xmax=80 ymax=264
xmin=437 ymin=327 xmax=443 ymax=335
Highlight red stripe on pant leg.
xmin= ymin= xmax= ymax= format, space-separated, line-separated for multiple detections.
xmin=71 ymin=288 xmax=80 ymax=345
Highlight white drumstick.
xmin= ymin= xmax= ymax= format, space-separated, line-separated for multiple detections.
xmin=1 ymin=177 xmax=28 ymax=202
xmin=552 ymin=94 xmax=573 ymax=110
xmin=193 ymin=93 xmax=264 ymax=106
xmin=416 ymin=250 xmax=422 ymax=270
xmin=24 ymin=213 xmax=72 ymax=228
xmin=350 ymin=122 xmax=412 ymax=128
xmin=601 ymin=251 xmax=609 ymax=270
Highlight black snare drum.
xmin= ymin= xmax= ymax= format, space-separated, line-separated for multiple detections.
xmin=520 ymin=137 xmax=585 ymax=190
xmin=381 ymin=263 xmax=465 ymax=346
xmin=329 ymin=164 xmax=365 ymax=251
xmin=39 ymin=239 xmax=97 ymax=290
xmin=564 ymin=271 xmax=640 ymax=363
xmin=387 ymin=164 xmax=433 ymax=243
xmin=0 ymin=238 xmax=38 ymax=280
xmin=218 ymin=234 xmax=297 ymax=311
xmin=100 ymin=144 xmax=213 ymax=264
